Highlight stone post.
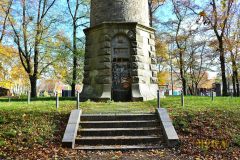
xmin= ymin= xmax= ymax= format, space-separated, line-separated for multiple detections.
xmin=181 ymin=90 xmax=184 ymax=107
xmin=56 ymin=91 xmax=59 ymax=110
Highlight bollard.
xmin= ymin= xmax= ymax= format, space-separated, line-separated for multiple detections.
xmin=28 ymin=91 xmax=31 ymax=104
xmin=157 ymin=90 xmax=161 ymax=108
xmin=56 ymin=91 xmax=59 ymax=110
xmin=76 ymin=91 xmax=80 ymax=110
xmin=211 ymin=90 xmax=214 ymax=101
xmin=181 ymin=90 xmax=184 ymax=107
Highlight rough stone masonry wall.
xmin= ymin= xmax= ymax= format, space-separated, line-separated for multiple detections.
xmin=81 ymin=23 xmax=158 ymax=100
xmin=134 ymin=25 xmax=158 ymax=85
xmin=90 ymin=0 xmax=149 ymax=27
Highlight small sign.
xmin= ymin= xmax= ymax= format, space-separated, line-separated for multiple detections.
xmin=213 ymin=92 xmax=216 ymax=97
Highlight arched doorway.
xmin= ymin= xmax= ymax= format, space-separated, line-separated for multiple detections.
xmin=111 ymin=35 xmax=131 ymax=101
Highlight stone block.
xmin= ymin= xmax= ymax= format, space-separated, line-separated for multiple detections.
xmin=156 ymin=108 xmax=179 ymax=147
xmin=149 ymin=51 xmax=155 ymax=58
xmin=99 ymin=48 xmax=111 ymax=56
xmin=150 ymin=64 xmax=157 ymax=71
xmin=84 ymin=72 xmax=89 ymax=78
xmin=95 ymin=76 xmax=111 ymax=84
xmin=132 ymin=62 xmax=145 ymax=69
xmin=131 ymin=41 xmax=137 ymax=47
xmin=84 ymin=65 xmax=91 ymax=71
xmin=157 ymin=108 xmax=172 ymax=122
xmin=68 ymin=110 xmax=82 ymax=124
xmin=152 ymin=71 xmax=158 ymax=77
xmin=96 ymin=62 xmax=111 ymax=70
xmin=104 ymin=35 xmax=111 ymax=41
xmin=62 ymin=109 xmax=82 ymax=148
xmin=150 ymin=33 xmax=155 ymax=39
xmin=150 ymin=46 xmax=156 ymax=52
xmin=102 ymin=41 xmax=111 ymax=48
xmin=132 ymin=76 xmax=146 ymax=83
xmin=132 ymin=55 xmax=145 ymax=62
xmin=151 ymin=77 xmax=158 ymax=83
xmin=151 ymin=57 xmax=157 ymax=64
xmin=162 ymin=122 xmax=179 ymax=140
xmin=132 ymin=69 xmax=138 ymax=76
xmin=98 ymin=69 xmax=111 ymax=76
xmin=127 ymin=30 xmax=136 ymax=40
xmin=84 ymin=59 xmax=90 ymax=65
xmin=136 ymin=36 xmax=143 ymax=43
xmin=149 ymin=39 xmax=155 ymax=45
xmin=132 ymin=47 xmax=144 ymax=56
xmin=98 ymin=56 xmax=111 ymax=62
xmin=83 ymin=78 xmax=91 ymax=84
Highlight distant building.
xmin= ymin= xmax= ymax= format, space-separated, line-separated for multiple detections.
xmin=37 ymin=79 xmax=82 ymax=97
xmin=0 ymin=87 xmax=10 ymax=97
xmin=37 ymin=79 xmax=69 ymax=97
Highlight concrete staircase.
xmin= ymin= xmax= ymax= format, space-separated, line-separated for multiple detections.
xmin=74 ymin=114 xmax=165 ymax=150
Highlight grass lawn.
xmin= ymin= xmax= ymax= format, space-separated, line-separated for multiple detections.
xmin=0 ymin=96 xmax=240 ymax=159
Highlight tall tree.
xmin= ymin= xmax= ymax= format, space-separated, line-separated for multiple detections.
xmin=148 ymin=0 xmax=165 ymax=27
xmin=171 ymin=0 xmax=190 ymax=95
xmin=189 ymin=0 xmax=235 ymax=96
xmin=0 ymin=0 xmax=13 ymax=43
xmin=67 ymin=0 xmax=89 ymax=97
xmin=225 ymin=10 xmax=240 ymax=96
xmin=8 ymin=0 xmax=57 ymax=97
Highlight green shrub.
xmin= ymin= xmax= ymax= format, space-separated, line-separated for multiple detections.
xmin=233 ymin=134 xmax=240 ymax=147
xmin=0 ymin=116 xmax=5 ymax=124
xmin=0 ymin=139 xmax=5 ymax=147
xmin=3 ymin=129 xmax=17 ymax=138
xmin=173 ymin=117 xmax=189 ymax=131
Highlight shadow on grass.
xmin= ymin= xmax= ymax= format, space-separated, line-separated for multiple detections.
xmin=0 ymin=97 xmax=76 ymax=102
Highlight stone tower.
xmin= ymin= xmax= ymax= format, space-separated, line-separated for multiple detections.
xmin=80 ymin=0 xmax=158 ymax=101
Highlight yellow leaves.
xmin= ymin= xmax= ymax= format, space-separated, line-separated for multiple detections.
xmin=0 ymin=80 xmax=12 ymax=89
xmin=155 ymin=38 xmax=168 ymax=59
xmin=157 ymin=71 xmax=169 ymax=85
xmin=0 ymin=44 xmax=16 ymax=58
xmin=0 ymin=44 xmax=29 ymax=88
xmin=221 ymin=0 xmax=227 ymax=9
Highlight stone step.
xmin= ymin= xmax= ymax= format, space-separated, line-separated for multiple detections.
xmin=81 ymin=114 xmax=157 ymax=121
xmin=79 ymin=120 xmax=160 ymax=128
xmin=78 ymin=127 xmax=162 ymax=136
xmin=75 ymin=136 xmax=163 ymax=145
xmin=74 ymin=145 xmax=164 ymax=150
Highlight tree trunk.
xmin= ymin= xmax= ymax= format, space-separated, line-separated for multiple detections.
xmin=71 ymin=25 xmax=77 ymax=97
xmin=233 ymin=68 xmax=239 ymax=97
xmin=179 ymin=51 xmax=186 ymax=95
xmin=149 ymin=9 xmax=153 ymax=27
xmin=236 ymin=72 xmax=240 ymax=96
xmin=148 ymin=2 xmax=153 ymax=27
xmin=29 ymin=75 xmax=37 ymax=98
xmin=195 ymin=83 xmax=199 ymax=96
xmin=231 ymin=52 xmax=237 ymax=96
xmin=232 ymin=74 xmax=236 ymax=96
xmin=219 ymin=41 xmax=228 ymax=96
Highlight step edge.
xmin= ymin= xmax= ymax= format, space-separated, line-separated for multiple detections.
xmin=76 ymin=136 xmax=162 ymax=140
xmin=79 ymin=127 xmax=161 ymax=131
